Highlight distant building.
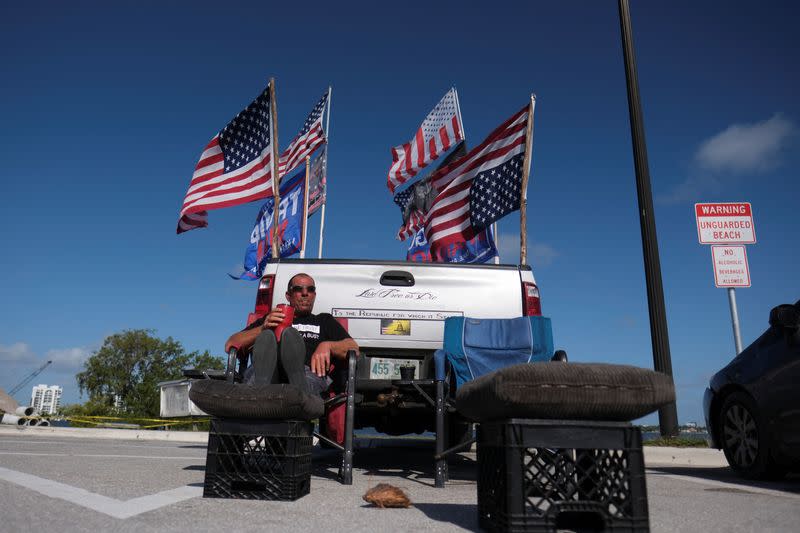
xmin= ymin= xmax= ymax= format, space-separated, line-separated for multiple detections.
xmin=113 ymin=393 xmax=125 ymax=411
xmin=30 ymin=384 xmax=62 ymax=414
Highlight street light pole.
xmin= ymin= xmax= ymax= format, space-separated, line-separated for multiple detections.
xmin=618 ymin=0 xmax=679 ymax=437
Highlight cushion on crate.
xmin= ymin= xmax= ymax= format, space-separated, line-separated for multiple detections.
xmin=456 ymin=362 xmax=675 ymax=422
xmin=189 ymin=380 xmax=325 ymax=420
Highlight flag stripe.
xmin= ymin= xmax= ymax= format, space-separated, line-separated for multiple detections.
xmin=439 ymin=126 xmax=450 ymax=152
xmin=193 ymin=154 xmax=224 ymax=178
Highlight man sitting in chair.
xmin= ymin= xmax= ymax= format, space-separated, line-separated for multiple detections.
xmin=225 ymin=273 xmax=359 ymax=396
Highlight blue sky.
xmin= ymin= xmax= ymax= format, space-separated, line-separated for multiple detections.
xmin=1 ymin=1 xmax=797 ymax=424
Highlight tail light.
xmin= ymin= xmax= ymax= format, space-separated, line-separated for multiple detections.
xmin=254 ymin=274 xmax=275 ymax=316
xmin=522 ymin=282 xmax=542 ymax=316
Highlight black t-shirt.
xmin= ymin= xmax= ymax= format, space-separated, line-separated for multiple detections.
xmin=247 ymin=312 xmax=351 ymax=365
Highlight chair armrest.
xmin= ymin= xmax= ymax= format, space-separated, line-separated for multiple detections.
xmin=434 ymin=349 xmax=447 ymax=381
xmin=346 ymin=350 xmax=358 ymax=383
xmin=226 ymin=348 xmax=238 ymax=383
xmin=182 ymin=368 xmax=206 ymax=379
xmin=182 ymin=368 xmax=228 ymax=380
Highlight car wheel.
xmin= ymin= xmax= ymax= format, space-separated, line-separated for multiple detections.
xmin=718 ymin=391 xmax=778 ymax=479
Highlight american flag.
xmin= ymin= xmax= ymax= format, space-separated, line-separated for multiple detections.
xmin=278 ymin=89 xmax=329 ymax=177
xmin=177 ymin=85 xmax=274 ymax=234
xmin=425 ymin=103 xmax=531 ymax=256
xmin=387 ymin=88 xmax=463 ymax=193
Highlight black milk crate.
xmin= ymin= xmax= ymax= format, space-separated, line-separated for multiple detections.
xmin=203 ymin=418 xmax=313 ymax=501
xmin=477 ymin=419 xmax=649 ymax=532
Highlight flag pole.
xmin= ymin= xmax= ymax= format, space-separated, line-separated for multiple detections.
xmin=453 ymin=86 xmax=466 ymax=140
xmin=493 ymin=223 xmax=500 ymax=264
xmin=519 ymin=94 xmax=536 ymax=266
xmin=318 ymin=86 xmax=332 ymax=259
xmin=269 ymin=78 xmax=281 ymax=259
xmin=317 ymin=204 xmax=326 ymax=258
xmin=300 ymin=156 xmax=311 ymax=259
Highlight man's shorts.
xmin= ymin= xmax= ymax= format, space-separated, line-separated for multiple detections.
xmin=304 ymin=366 xmax=333 ymax=397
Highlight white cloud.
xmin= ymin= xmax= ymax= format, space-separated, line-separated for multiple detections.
xmin=497 ymin=233 xmax=559 ymax=267
xmin=695 ymin=114 xmax=794 ymax=174
xmin=0 ymin=342 xmax=36 ymax=362
xmin=659 ymin=114 xmax=795 ymax=204
xmin=530 ymin=244 xmax=560 ymax=267
xmin=45 ymin=346 xmax=93 ymax=368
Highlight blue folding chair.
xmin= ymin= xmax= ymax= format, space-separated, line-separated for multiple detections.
xmin=432 ymin=316 xmax=565 ymax=487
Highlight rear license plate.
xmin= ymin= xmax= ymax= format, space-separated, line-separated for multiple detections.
xmin=368 ymin=358 xmax=420 ymax=380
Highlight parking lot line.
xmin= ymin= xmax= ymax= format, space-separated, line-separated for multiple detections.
xmin=0 ymin=466 xmax=202 ymax=519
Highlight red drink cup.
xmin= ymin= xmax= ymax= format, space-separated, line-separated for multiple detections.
xmin=273 ymin=304 xmax=295 ymax=341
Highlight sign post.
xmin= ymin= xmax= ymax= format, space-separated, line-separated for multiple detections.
xmin=696 ymin=203 xmax=756 ymax=355
xmin=711 ymin=245 xmax=751 ymax=354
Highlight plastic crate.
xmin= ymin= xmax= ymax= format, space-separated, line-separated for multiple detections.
xmin=203 ymin=418 xmax=313 ymax=501
xmin=477 ymin=419 xmax=649 ymax=532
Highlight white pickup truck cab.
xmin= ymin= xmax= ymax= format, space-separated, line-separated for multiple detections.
xmin=252 ymin=258 xmax=542 ymax=437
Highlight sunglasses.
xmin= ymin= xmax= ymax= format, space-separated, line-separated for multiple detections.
xmin=290 ymin=284 xmax=316 ymax=294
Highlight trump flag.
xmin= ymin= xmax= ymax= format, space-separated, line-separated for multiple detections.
xmin=230 ymin=169 xmax=306 ymax=280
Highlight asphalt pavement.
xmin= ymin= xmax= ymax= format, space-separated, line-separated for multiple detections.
xmin=0 ymin=425 xmax=798 ymax=532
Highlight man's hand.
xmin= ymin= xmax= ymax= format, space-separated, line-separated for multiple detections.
xmin=224 ymin=338 xmax=237 ymax=353
xmin=265 ymin=308 xmax=285 ymax=329
xmin=224 ymin=309 xmax=284 ymax=353
xmin=309 ymin=341 xmax=332 ymax=377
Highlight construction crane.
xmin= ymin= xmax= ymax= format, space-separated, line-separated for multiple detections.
xmin=9 ymin=360 xmax=52 ymax=396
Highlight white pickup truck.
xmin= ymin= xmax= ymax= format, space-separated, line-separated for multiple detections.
xmin=251 ymin=258 xmax=542 ymax=437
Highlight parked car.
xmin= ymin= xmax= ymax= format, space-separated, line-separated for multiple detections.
xmin=704 ymin=299 xmax=800 ymax=479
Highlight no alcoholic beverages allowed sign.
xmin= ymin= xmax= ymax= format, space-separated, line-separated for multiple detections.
xmin=711 ymin=245 xmax=750 ymax=288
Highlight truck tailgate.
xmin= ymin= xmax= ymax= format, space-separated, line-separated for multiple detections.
xmin=272 ymin=260 xmax=529 ymax=349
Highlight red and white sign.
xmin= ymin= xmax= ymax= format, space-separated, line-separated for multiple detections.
xmin=711 ymin=246 xmax=750 ymax=288
xmin=695 ymin=202 xmax=756 ymax=244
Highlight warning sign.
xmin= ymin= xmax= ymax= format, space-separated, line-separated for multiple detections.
xmin=695 ymin=202 xmax=756 ymax=244
xmin=711 ymin=246 xmax=750 ymax=288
